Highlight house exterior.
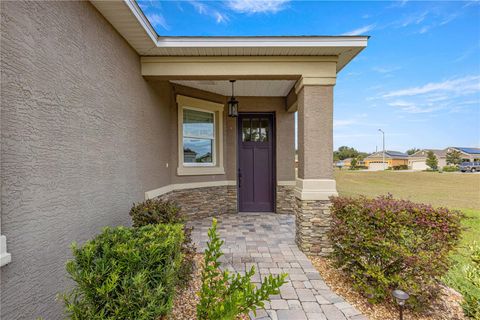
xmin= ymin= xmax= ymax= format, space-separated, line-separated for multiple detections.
xmin=446 ymin=147 xmax=480 ymax=163
xmin=408 ymin=149 xmax=447 ymax=170
xmin=0 ymin=1 xmax=368 ymax=319
xmin=364 ymin=151 xmax=409 ymax=170
xmin=335 ymin=157 xmax=365 ymax=169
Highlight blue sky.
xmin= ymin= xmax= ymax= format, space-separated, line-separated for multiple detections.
xmin=138 ymin=0 xmax=480 ymax=153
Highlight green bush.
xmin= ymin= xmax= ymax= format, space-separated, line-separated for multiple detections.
xmin=197 ymin=218 xmax=287 ymax=320
xmin=328 ymin=195 xmax=463 ymax=310
xmin=392 ymin=165 xmax=409 ymax=170
xmin=461 ymin=243 xmax=480 ymax=319
xmin=62 ymin=224 xmax=184 ymax=320
xmin=442 ymin=165 xmax=459 ymax=172
xmin=130 ymin=198 xmax=195 ymax=288
xmin=130 ymin=198 xmax=184 ymax=226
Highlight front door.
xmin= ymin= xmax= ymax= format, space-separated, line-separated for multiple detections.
xmin=237 ymin=113 xmax=275 ymax=212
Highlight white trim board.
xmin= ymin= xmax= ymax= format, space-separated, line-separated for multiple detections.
xmin=278 ymin=180 xmax=296 ymax=186
xmin=0 ymin=235 xmax=11 ymax=267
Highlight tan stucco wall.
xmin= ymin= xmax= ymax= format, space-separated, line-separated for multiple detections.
xmin=1 ymin=2 xmax=171 ymax=319
xmin=297 ymin=85 xmax=334 ymax=179
xmin=164 ymin=86 xmax=296 ymax=185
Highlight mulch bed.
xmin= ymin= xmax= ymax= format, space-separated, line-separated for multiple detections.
xmin=309 ymin=256 xmax=466 ymax=320
xmin=168 ymin=254 xmax=249 ymax=320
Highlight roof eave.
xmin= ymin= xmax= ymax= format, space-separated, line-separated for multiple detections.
xmin=90 ymin=0 xmax=368 ymax=72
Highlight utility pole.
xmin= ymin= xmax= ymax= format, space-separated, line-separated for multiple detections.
xmin=378 ymin=129 xmax=385 ymax=170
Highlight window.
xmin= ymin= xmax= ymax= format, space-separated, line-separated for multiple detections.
xmin=177 ymin=95 xmax=225 ymax=175
xmin=183 ymin=108 xmax=214 ymax=165
xmin=242 ymin=117 xmax=269 ymax=142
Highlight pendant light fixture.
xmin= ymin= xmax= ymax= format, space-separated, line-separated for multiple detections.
xmin=228 ymin=80 xmax=239 ymax=117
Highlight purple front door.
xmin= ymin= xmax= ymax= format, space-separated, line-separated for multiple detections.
xmin=237 ymin=113 xmax=275 ymax=212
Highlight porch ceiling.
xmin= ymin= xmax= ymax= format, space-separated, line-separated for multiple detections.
xmin=170 ymin=80 xmax=296 ymax=97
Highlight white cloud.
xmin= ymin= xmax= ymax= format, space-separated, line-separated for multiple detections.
xmin=414 ymin=10 xmax=463 ymax=34
xmin=463 ymin=0 xmax=480 ymax=8
xmin=334 ymin=119 xmax=357 ymax=128
xmin=372 ymin=66 xmax=401 ymax=74
xmin=454 ymin=48 xmax=476 ymax=62
xmin=148 ymin=13 xmax=169 ymax=30
xmin=379 ymin=76 xmax=480 ymax=116
xmin=342 ymin=24 xmax=375 ymax=36
xmin=440 ymin=12 xmax=460 ymax=26
xmin=397 ymin=11 xmax=429 ymax=28
xmin=334 ymin=114 xmax=385 ymax=128
xmin=214 ymin=11 xmax=229 ymax=23
xmin=189 ymin=0 xmax=207 ymax=14
xmin=418 ymin=25 xmax=431 ymax=34
xmin=188 ymin=0 xmax=229 ymax=23
xmin=226 ymin=0 xmax=290 ymax=14
xmin=382 ymin=76 xmax=480 ymax=98
xmin=388 ymin=100 xmax=442 ymax=114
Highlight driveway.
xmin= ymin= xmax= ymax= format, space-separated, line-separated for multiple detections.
xmin=190 ymin=213 xmax=365 ymax=320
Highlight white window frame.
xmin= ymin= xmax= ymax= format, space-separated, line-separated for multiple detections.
xmin=177 ymin=95 xmax=225 ymax=176
xmin=182 ymin=106 xmax=216 ymax=167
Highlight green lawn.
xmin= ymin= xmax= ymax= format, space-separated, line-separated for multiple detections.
xmin=335 ymin=170 xmax=480 ymax=308
xmin=335 ymin=170 xmax=480 ymax=210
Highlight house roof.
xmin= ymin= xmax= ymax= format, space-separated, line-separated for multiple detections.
xmin=90 ymin=0 xmax=368 ymax=72
xmin=366 ymin=150 xmax=409 ymax=159
xmin=452 ymin=147 xmax=480 ymax=155
xmin=410 ymin=149 xmax=447 ymax=158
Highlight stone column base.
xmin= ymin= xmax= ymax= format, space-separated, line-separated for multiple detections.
xmin=294 ymin=198 xmax=333 ymax=256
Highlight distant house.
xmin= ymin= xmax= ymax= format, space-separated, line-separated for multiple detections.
xmin=409 ymin=149 xmax=447 ymax=171
xmin=197 ymin=152 xmax=212 ymax=163
xmin=183 ymin=148 xmax=198 ymax=163
xmin=446 ymin=147 xmax=480 ymax=163
xmin=335 ymin=157 xmax=365 ymax=169
xmin=364 ymin=151 xmax=409 ymax=170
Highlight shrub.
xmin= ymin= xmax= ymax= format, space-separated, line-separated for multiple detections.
xmin=130 ymin=198 xmax=184 ymax=226
xmin=392 ymin=165 xmax=409 ymax=170
xmin=329 ymin=195 xmax=463 ymax=310
xmin=350 ymin=158 xmax=358 ymax=169
xmin=62 ymin=224 xmax=184 ymax=320
xmin=442 ymin=165 xmax=459 ymax=172
xmin=461 ymin=243 xmax=480 ymax=319
xmin=130 ymin=198 xmax=195 ymax=288
xmin=426 ymin=151 xmax=438 ymax=170
xmin=197 ymin=218 xmax=287 ymax=320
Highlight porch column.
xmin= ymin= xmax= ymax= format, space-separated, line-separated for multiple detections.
xmin=294 ymin=78 xmax=337 ymax=256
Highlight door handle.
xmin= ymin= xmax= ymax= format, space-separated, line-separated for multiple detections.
xmin=238 ymin=169 xmax=242 ymax=188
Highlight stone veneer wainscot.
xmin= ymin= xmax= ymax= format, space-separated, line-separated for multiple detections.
xmin=156 ymin=184 xmax=296 ymax=219
xmin=294 ymin=199 xmax=334 ymax=257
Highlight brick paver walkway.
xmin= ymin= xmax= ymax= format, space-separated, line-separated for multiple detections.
xmin=190 ymin=213 xmax=366 ymax=320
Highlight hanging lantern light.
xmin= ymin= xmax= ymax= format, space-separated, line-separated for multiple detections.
xmin=228 ymin=80 xmax=239 ymax=117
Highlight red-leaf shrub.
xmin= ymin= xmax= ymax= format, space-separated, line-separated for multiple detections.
xmin=328 ymin=195 xmax=463 ymax=310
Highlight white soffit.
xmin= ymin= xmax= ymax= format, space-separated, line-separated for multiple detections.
xmin=171 ymin=80 xmax=296 ymax=97
xmin=90 ymin=0 xmax=369 ymax=72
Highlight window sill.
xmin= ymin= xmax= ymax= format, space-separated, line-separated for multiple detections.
xmin=177 ymin=166 xmax=225 ymax=176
